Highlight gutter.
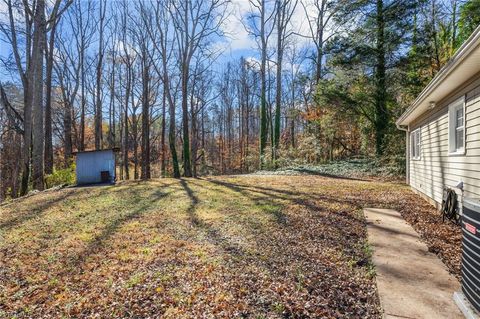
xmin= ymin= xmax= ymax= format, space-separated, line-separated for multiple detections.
xmin=396 ymin=124 xmax=408 ymax=132
xmin=396 ymin=25 xmax=480 ymax=127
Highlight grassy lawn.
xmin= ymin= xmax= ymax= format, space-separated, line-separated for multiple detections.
xmin=0 ymin=175 xmax=456 ymax=318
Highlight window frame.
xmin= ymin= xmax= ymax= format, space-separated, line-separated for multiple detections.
xmin=448 ymin=96 xmax=466 ymax=156
xmin=411 ymin=128 xmax=421 ymax=160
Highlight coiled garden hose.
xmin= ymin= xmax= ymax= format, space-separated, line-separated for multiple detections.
xmin=441 ymin=188 xmax=460 ymax=225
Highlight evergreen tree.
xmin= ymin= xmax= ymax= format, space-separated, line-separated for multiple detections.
xmin=457 ymin=0 xmax=480 ymax=45
xmin=329 ymin=0 xmax=416 ymax=156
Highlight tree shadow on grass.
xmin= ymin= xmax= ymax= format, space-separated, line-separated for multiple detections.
xmin=202 ymin=178 xmax=370 ymax=258
xmin=193 ymin=178 xmax=290 ymax=226
xmin=179 ymin=179 xmax=200 ymax=225
xmin=202 ymin=178 xmax=365 ymax=214
xmin=68 ymin=188 xmax=170 ymax=270
xmin=0 ymin=188 xmax=87 ymax=232
xmin=291 ymin=168 xmax=370 ymax=182
xmin=178 ymin=178 xmax=247 ymax=258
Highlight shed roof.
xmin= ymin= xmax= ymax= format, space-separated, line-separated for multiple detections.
xmin=72 ymin=147 xmax=120 ymax=155
xmin=397 ymin=25 xmax=480 ymax=127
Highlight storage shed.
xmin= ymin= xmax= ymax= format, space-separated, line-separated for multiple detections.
xmin=396 ymin=26 xmax=480 ymax=209
xmin=74 ymin=148 xmax=118 ymax=185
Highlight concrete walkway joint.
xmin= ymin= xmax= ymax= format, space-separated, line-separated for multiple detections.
xmin=365 ymin=208 xmax=463 ymax=319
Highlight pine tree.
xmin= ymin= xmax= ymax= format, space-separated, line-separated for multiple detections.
xmin=330 ymin=0 xmax=416 ymax=156
xmin=457 ymin=0 xmax=480 ymax=46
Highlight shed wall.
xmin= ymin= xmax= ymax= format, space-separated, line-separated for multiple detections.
xmin=76 ymin=150 xmax=115 ymax=185
xmin=409 ymin=72 xmax=480 ymax=207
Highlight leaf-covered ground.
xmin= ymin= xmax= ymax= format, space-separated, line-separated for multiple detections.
xmin=254 ymin=158 xmax=405 ymax=180
xmin=0 ymin=175 xmax=460 ymax=318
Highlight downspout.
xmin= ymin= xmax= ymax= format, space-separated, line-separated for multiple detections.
xmin=397 ymin=124 xmax=410 ymax=185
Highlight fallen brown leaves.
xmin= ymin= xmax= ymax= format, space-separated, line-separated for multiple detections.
xmin=0 ymin=175 xmax=460 ymax=318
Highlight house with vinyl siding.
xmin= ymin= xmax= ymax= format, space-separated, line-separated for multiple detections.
xmin=396 ymin=26 xmax=480 ymax=209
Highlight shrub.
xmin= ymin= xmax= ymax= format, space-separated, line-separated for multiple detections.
xmin=45 ymin=163 xmax=76 ymax=189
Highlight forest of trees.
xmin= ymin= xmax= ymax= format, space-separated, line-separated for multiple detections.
xmin=0 ymin=0 xmax=479 ymax=200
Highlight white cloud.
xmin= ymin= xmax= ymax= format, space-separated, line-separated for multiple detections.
xmin=219 ymin=0 xmax=338 ymax=57
xmin=114 ymin=40 xmax=137 ymax=60
xmin=0 ymin=1 xmax=10 ymax=24
xmin=244 ymin=55 xmax=278 ymax=74
xmin=220 ymin=0 xmax=256 ymax=52
xmin=290 ymin=1 xmax=311 ymax=43
xmin=220 ymin=0 xmax=313 ymax=53
xmin=245 ymin=56 xmax=260 ymax=69
xmin=291 ymin=0 xmax=337 ymax=47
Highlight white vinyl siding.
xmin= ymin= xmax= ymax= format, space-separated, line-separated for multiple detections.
xmin=448 ymin=97 xmax=466 ymax=154
xmin=411 ymin=129 xmax=421 ymax=160
xmin=409 ymin=75 xmax=480 ymax=207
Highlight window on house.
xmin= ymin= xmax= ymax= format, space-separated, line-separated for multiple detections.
xmin=449 ymin=97 xmax=465 ymax=154
xmin=411 ymin=128 xmax=421 ymax=160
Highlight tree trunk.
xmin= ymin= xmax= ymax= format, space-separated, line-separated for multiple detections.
xmin=169 ymin=97 xmax=180 ymax=178
xmin=119 ymin=113 xmax=124 ymax=180
xmin=141 ymin=55 xmax=151 ymax=180
xmin=431 ymin=0 xmax=441 ymax=74
xmin=108 ymin=54 xmax=116 ymax=148
xmin=95 ymin=0 xmax=105 ymax=150
xmin=159 ymin=28 xmax=180 ymax=178
xmin=44 ymin=23 xmax=56 ymax=174
xmin=181 ymin=0 xmax=192 ymax=177
xmin=290 ymin=74 xmax=296 ymax=148
xmin=274 ymin=0 xmax=283 ymax=162
xmin=64 ymin=100 xmax=73 ymax=167
xmin=80 ymin=47 xmax=86 ymax=151
xmin=451 ymin=0 xmax=457 ymax=53
xmin=200 ymin=106 xmax=206 ymax=173
xmin=259 ymin=0 xmax=268 ymax=168
xmin=190 ymin=101 xmax=198 ymax=177
xmin=15 ymin=2 xmax=33 ymax=196
xmin=315 ymin=20 xmax=323 ymax=84
xmin=31 ymin=0 xmax=46 ymax=191
xmin=375 ymin=0 xmax=387 ymax=156
xmin=245 ymin=94 xmax=250 ymax=172
xmin=160 ymin=87 xmax=166 ymax=178
xmin=181 ymin=66 xmax=192 ymax=177
xmin=20 ymin=76 xmax=32 ymax=196
xmin=132 ymin=104 xmax=138 ymax=180
xmin=123 ymin=65 xmax=131 ymax=180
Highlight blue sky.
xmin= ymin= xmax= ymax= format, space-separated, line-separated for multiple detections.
xmin=0 ymin=0 xmax=319 ymax=83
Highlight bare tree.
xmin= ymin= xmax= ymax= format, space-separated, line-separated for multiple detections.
xmin=145 ymin=0 xmax=181 ymax=178
xmin=301 ymin=0 xmax=340 ymax=84
xmin=43 ymin=0 xmax=72 ymax=174
xmin=273 ymin=0 xmax=297 ymax=160
xmin=29 ymin=0 xmax=47 ymax=190
xmin=44 ymin=22 xmax=56 ymax=174
xmin=170 ymin=0 xmax=229 ymax=177
xmin=94 ymin=0 xmax=107 ymax=150
xmin=0 ymin=83 xmax=23 ymax=198
xmin=54 ymin=31 xmax=82 ymax=166
xmin=29 ymin=0 xmax=71 ymax=189
xmin=284 ymin=43 xmax=305 ymax=148
xmin=135 ymin=2 xmax=155 ymax=180
xmin=0 ymin=0 xmax=35 ymax=195
xmin=189 ymin=60 xmax=215 ymax=177
xmin=119 ymin=1 xmax=134 ymax=179
xmin=245 ymin=0 xmax=276 ymax=168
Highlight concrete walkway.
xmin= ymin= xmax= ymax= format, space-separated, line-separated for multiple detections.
xmin=365 ymin=208 xmax=463 ymax=319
